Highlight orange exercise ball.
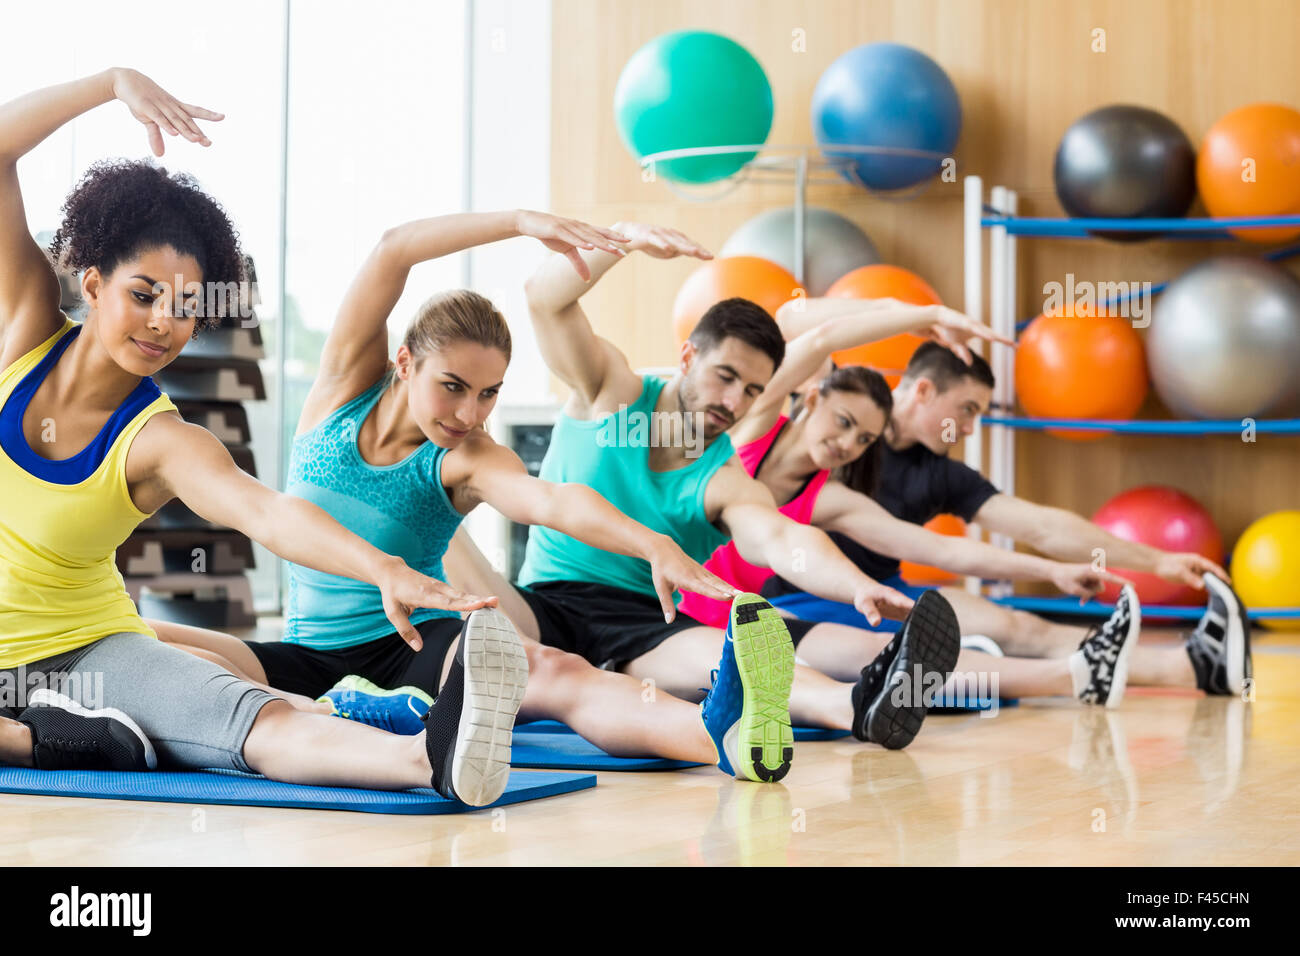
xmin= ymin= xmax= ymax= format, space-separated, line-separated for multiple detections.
xmin=825 ymin=264 xmax=943 ymax=386
xmin=1015 ymin=304 xmax=1148 ymax=441
xmin=899 ymin=514 xmax=967 ymax=585
xmin=1197 ymin=103 xmax=1300 ymax=243
xmin=672 ymin=256 xmax=802 ymax=346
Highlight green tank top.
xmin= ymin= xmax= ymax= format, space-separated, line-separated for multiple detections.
xmin=517 ymin=375 xmax=734 ymax=598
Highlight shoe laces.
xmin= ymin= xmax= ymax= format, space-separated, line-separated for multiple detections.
xmin=337 ymin=701 xmax=396 ymax=733
xmin=42 ymin=736 xmax=102 ymax=767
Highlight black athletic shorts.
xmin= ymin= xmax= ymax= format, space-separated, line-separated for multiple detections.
xmin=517 ymin=579 xmax=815 ymax=672
xmin=244 ymin=616 xmax=464 ymax=700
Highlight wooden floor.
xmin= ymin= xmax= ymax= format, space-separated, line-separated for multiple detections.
xmin=3 ymin=635 xmax=1298 ymax=866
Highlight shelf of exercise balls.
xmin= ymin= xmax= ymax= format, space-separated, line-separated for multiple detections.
xmin=963 ymin=177 xmax=1300 ymax=615
xmin=988 ymin=595 xmax=1300 ymax=621
xmin=981 ymin=416 xmax=1300 ymax=436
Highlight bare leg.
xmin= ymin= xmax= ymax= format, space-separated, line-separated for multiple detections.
xmin=242 ymin=699 xmax=434 ymax=790
xmin=517 ymin=640 xmax=715 ymax=762
xmin=623 ymin=625 xmax=859 ymax=731
xmin=938 ymin=587 xmax=1087 ymax=657
xmin=796 ymin=622 xmax=1074 ymax=699
xmin=0 ymin=717 xmax=33 ymax=767
xmin=934 ymin=590 xmax=1197 ymax=688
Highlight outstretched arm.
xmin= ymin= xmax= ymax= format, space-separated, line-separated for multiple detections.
xmin=524 ymin=221 xmax=711 ymax=406
xmin=706 ymin=462 xmax=914 ymax=626
xmin=973 ymin=493 xmax=1231 ymax=591
xmin=302 ymin=209 xmax=627 ymax=432
xmin=145 ymin=416 xmax=494 ymax=651
xmin=450 ymin=437 xmax=738 ymax=621
xmin=813 ymin=481 xmax=1127 ymax=599
xmin=745 ymin=297 xmax=1013 ymax=426
xmin=0 ymin=68 xmax=219 ymax=356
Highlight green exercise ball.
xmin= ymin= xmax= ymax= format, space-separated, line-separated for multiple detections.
xmin=614 ymin=31 xmax=773 ymax=184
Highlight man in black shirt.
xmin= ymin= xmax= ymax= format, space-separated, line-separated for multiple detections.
xmin=765 ymin=340 xmax=1246 ymax=697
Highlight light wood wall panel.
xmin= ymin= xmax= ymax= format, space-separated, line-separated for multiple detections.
xmin=549 ymin=0 xmax=1300 ymax=548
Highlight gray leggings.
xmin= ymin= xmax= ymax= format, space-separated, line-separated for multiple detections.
xmin=2 ymin=633 xmax=276 ymax=772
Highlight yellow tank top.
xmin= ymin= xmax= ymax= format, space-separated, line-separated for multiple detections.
xmin=0 ymin=319 xmax=177 ymax=668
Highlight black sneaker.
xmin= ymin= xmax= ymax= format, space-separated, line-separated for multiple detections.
xmin=1073 ymin=585 xmax=1140 ymax=708
xmin=18 ymin=689 xmax=157 ymax=771
xmin=1185 ymin=573 xmax=1252 ymax=696
xmin=423 ymin=608 xmax=529 ymax=806
xmin=850 ymin=591 xmax=961 ymax=748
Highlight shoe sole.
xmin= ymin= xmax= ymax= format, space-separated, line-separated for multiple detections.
xmin=865 ymin=591 xmax=961 ymax=749
xmin=1104 ymin=588 xmax=1141 ymax=710
xmin=730 ymin=596 xmax=795 ymax=783
xmin=448 ymin=609 xmax=530 ymax=806
xmin=27 ymin=688 xmax=158 ymax=770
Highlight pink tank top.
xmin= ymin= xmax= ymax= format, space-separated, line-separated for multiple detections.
xmin=677 ymin=415 xmax=829 ymax=627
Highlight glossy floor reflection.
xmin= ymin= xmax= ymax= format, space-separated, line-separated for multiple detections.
xmin=2 ymin=639 xmax=1296 ymax=866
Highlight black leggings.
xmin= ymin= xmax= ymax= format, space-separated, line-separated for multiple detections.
xmin=244 ymin=617 xmax=463 ymax=700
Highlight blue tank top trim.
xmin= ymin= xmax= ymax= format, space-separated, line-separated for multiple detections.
xmin=0 ymin=324 xmax=161 ymax=485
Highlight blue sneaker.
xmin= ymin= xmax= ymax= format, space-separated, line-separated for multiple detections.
xmin=319 ymin=675 xmax=434 ymax=735
xmin=700 ymin=594 xmax=795 ymax=783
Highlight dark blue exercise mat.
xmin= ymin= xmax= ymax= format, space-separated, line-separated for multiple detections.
xmin=511 ymin=731 xmax=704 ymax=771
xmin=0 ymin=766 xmax=594 ymax=815
xmin=930 ymin=693 xmax=1020 ymax=713
xmin=518 ymin=719 xmax=854 ymax=746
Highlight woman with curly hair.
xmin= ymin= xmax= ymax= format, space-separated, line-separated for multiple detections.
xmin=0 ymin=67 xmax=562 ymax=804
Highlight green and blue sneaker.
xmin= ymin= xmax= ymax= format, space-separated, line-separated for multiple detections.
xmin=700 ymin=594 xmax=795 ymax=783
xmin=319 ymin=675 xmax=434 ymax=735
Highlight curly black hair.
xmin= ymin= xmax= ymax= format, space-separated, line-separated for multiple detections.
xmin=47 ymin=159 xmax=245 ymax=333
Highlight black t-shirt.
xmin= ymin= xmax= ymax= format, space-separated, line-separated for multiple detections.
xmin=764 ymin=441 xmax=1000 ymax=594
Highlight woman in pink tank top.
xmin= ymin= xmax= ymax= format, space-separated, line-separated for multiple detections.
xmin=678 ymin=305 xmax=1122 ymax=628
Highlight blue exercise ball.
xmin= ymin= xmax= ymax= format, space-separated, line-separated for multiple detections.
xmin=812 ymin=43 xmax=961 ymax=191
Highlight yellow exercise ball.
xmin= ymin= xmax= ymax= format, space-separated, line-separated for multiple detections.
xmin=1231 ymin=510 xmax=1300 ymax=631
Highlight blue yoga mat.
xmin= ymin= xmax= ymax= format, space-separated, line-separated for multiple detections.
xmin=516 ymin=720 xmax=855 ymax=750
xmin=0 ymin=766 xmax=594 ymax=815
xmin=512 ymin=731 xmax=703 ymax=771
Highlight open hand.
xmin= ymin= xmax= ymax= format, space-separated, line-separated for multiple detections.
xmin=610 ymin=222 xmax=713 ymax=262
xmin=377 ymin=559 xmax=496 ymax=651
xmin=646 ymin=537 xmax=740 ymax=622
xmin=110 ymin=68 xmax=223 ymax=157
xmin=516 ymin=210 xmax=628 ymax=281
xmin=920 ymin=304 xmax=1016 ymax=365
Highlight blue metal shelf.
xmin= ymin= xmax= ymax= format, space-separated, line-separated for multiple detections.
xmin=981 ymin=415 xmax=1300 ymax=435
xmin=991 ymin=595 xmax=1300 ymax=621
xmin=981 ymin=214 xmax=1300 ymax=238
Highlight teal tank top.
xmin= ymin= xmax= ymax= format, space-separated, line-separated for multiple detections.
xmin=283 ymin=373 xmax=463 ymax=649
xmin=517 ymin=375 xmax=734 ymax=598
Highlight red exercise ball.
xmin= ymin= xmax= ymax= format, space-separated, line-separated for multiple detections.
xmin=672 ymin=256 xmax=802 ymax=346
xmin=1015 ymin=304 xmax=1148 ymax=441
xmin=1092 ymin=485 xmax=1223 ymax=605
xmin=826 ymin=264 xmax=942 ymax=387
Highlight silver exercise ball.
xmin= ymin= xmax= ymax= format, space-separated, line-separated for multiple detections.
xmin=720 ymin=206 xmax=880 ymax=296
xmin=1148 ymin=257 xmax=1300 ymax=419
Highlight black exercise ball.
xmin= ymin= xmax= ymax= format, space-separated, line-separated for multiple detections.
xmin=1053 ymin=104 xmax=1197 ymax=241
